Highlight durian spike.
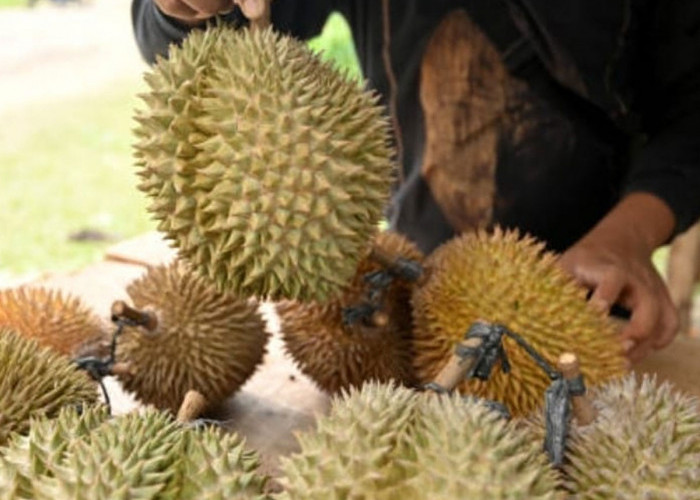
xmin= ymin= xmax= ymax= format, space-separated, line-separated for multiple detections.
xmin=556 ymin=352 xmax=597 ymax=426
xmin=176 ymin=389 xmax=209 ymax=423
xmin=430 ymin=336 xmax=483 ymax=392
xmin=234 ymin=0 xmax=270 ymax=30
xmin=110 ymin=300 xmax=158 ymax=332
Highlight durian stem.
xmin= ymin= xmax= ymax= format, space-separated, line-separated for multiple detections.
xmin=370 ymin=310 xmax=389 ymax=328
xmin=111 ymin=301 xmax=158 ymax=332
xmin=557 ymin=353 xmax=597 ymax=426
xmin=369 ymin=247 xmax=426 ymax=284
xmin=234 ymin=0 xmax=270 ymax=30
xmin=430 ymin=337 xmax=483 ymax=392
xmin=176 ymin=390 xmax=209 ymax=423
xmin=110 ymin=362 xmax=134 ymax=378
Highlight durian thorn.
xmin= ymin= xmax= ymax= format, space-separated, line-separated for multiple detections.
xmin=110 ymin=362 xmax=134 ymax=378
xmin=557 ymin=352 xmax=598 ymax=426
xmin=176 ymin=389 xmax=209 ymax=423
xmin=234 ymin=0 xmax=271 ymax=30
xmin=110 ymin=300 xmax=158 ymax=332
xmin=430 ymin=336 xmax=483 ymax=392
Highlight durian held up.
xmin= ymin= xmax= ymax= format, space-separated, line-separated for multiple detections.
xmin=0 ymin=286 xmax=109 ymax=358
xmin=110 ymin=261 xmax=269 ymax=418
xmin=411 ymin=227 xmax=628 ymax=417
xmin=0 ymin=328 xmax=98 ymax=447
xmin=277 ymin=231 xmax=425 ymax=394
xmin=133 ymin=23 xmax=395 ymax=302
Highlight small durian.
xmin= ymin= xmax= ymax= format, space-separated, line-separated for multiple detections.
xmin=277 ymin=381 xmax=561 ymax=499
xmin=411 ymin=228 xmax=628 ymax=417
xmin=277 ymin=231 xmax=423 ymax=393
xmin=0 ymin=286 xmax=108 ymax=357
xmin=0 ymin=328 xmax=98 ymax=447
xmin=114 ymin=261 xmax=269 ymax=414
xmin=134 ymin=25 xmax=394 ymax=302
xmin=4 ymin=408 xmax=269 ymax=499
xmin=551 ymin=374 xmax=700 ymax=498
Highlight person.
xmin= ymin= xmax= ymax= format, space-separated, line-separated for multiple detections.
xmin=131 ymin=0 xmax=700 ymax=363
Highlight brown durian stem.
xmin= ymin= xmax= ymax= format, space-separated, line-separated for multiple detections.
xmin=370 ymin=310 xmax=389 ymax=328
xmin=557 ymin=352 xmax=597 ymax=426
xmin=176 ymin=390 xmax=209 ymax=423
xmin=369 ymin=246 xmax=427 ymax=285
xmin=110 ymin=362 xmax=134 ymax=377
xmin=234 ymin=0 xmax=271 ymax=31
xmin=111 ymin=300 xmax=158 ymax=332
xmin=431 ymin=336 xmax=483 ymax=391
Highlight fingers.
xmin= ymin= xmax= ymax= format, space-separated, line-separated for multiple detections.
xmin=156 ymin=0 xmax=235 ymax=23
xmin=182 ymin=0 xmax=234 ymax=15
xmin=587 ymin=268 xmax=625 ymax=313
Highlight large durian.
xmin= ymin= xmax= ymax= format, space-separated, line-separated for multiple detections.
xmin=0 ymin=407 xmax=269 ymax=499
xmin=277 ymin=231 xmax=423 ymax=393
xmin=134 ymin=24 xmax=394 ymax=302
xmin=114 ymin=261 xmax=269 ymax=414
xmin=0 ymin=286 xmax=108 ymax=357
xmin=277 ymin=381 xmax=561 ymax=499
xmin=546 ymin=374 xmax=700 ymax=498
xmin=0 ymin=328 xmax=97 ymax=447
xmin=411 ymin=228 xmax=627 ymax=417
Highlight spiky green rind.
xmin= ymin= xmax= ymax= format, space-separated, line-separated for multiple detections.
xmin=277 ymin=381 xmax=560 ymax=499
xmin=0 ymin=328 xmax=98 ymax=447
xmin=561 ymin=375 xmax=700 ymax=499
xmin=134 ymin=25 xmax=394 ymax=302
xmin=116 ymin=262 xmax=269 ymax=413
xmin=0 ymin=287 xmax=108 ymax=357
xmin=278 ymin=232 xmax=423 ymax=393
xmin=412 ymin=228 xmax=628 ymax=417
xmin=0 ymin=406 xmax=109 ymax=500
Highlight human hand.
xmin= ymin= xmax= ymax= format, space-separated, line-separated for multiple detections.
xmin=557 ymin=193 xmax=679 ymax=363
xmin=154 ymin=0 xmax=236 ymax=26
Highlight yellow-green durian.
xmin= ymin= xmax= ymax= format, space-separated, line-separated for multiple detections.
xmin=277 ymin=381 xmax=561 ymax=499
xmin=551 ymin=374 xmax=700 ymax=498
xmin=0 ymin=406 xmax=109 ymax=500
xmin=134 ymin=25 xmax=394 ymax=302
xmin=0 ymin=286 xmax=108 ymax=357
xmin=277 ymin=231 xmax=423 ymax=393
xmin=115 ymin=261 xmax=269 ymax=413
xmin=0 ymin=328 xmax=98 ymax=447
xmin=411 ymin=228 xmax=628 ymax=417
xmin=4 ymin=408 xmax=269 ymax=499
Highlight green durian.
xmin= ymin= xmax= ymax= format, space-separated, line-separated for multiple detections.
xmin=0 ymin=328 xmax=98 ymax=447
xmin=134 ymin=25 xmax=394 ymax=302
xmin=114 ymin=261 xmax=269 ymax=414
xmin=0 ymin=286 xmax=108 ymax=357
xmin=277 ymin=231 xmax=423 ymax=393
xmin=411 ymin=228 xmax=628 ymax=417
xmin=536 ymin=374 xmax=700 ymax=499
xmin=1 ymin=408 xmax=269 ymax=499
xmin=277 ymin=381 xmax=561 ymax=499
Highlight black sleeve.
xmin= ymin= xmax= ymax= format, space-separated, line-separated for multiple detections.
xmin=131 ymin=0 xmax=340 ymax=64
xmin=625 ymin=0 xmax=700 ymax=235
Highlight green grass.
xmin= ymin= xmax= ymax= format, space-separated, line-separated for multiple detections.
xmin=0 ymin=13 xmax=360 ymax=278
xmin=0 ymin=0 xmax=25 ymax=7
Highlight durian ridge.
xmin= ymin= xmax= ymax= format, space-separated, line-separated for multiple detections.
xmin=411 ymin=227 xmax=628 ymax=417
xmin=134 ymin=25 xmax=395 ymax=302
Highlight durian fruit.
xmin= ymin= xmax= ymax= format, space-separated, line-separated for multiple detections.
xmin=0 ymin=286 xmax=108 ymax=357
xmin=134 ymin=24 xmax=394 ymax=302
xmin=0 ymin=406 xmax=109 ymax=500
xmin=1 ymin=408 xmax=269 ymax=499
xmin=277 ymin=231 xmax=424 ymax=393
xmin=277 ymin=381 xmax=561 ymax=499
xmin=541 ymin=374 xmax=700 ymax=499
xmin=0 ymin=328 xmax=98 ymax=447
xmin=114 ymin=261 xmax=269 ymax=414
xmin=412 ymin=228 xmax=628 ymax=417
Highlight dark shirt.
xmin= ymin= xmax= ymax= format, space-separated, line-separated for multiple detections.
xmin=132 ymin=0 xmax=700 ymax=253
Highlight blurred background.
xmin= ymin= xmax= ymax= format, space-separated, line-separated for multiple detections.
xmin=0 ymin=0 xmax=360 ymax=286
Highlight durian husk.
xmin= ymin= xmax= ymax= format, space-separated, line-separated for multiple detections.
xmin=524 ymin=374 xmax=700 ymax=499
xmin=0 ymin=287 xmax=108 ymax=358
xmin=0 ymin=328 xmax=98 ymax=447
xmin=115 ymin=261 xmax=269 ymax=413
xmin=277 ymin=381 xmax=561 ymax=499
xmin=0 ymin=408 xmax=269 ymax=499
xmin=277 ymin=231 xmax=423 ymax=393
xmin=134 ymin=25 xmax=394 ymax=302
xmin=411 ymin=228 xmax=628 ymax=417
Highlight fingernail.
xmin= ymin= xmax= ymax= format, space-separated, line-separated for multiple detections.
xmin=621 ymin=339 xmax=635 ymax=353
